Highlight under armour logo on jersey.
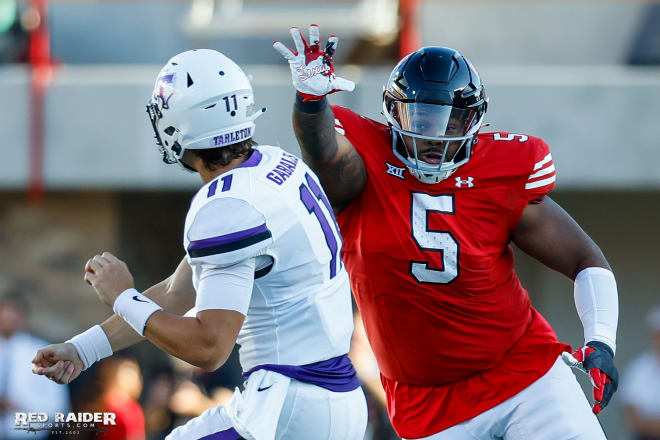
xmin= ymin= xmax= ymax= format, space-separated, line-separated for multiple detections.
xmin=455 ymin=176 xmax=474 ymax=188
xmin=386 ymin=162 xmax=405 ymax=179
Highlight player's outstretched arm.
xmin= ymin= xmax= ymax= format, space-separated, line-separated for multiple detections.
xmin=293 ymin=97 xmax=366 ymax=213
xmin=32 ymin=257 xmax=196 ymax=384
xmin=512 ymin=196 xmax=619 ymax=414
xmin=274 ymin=25 xmax=366 ymax=213
xmin=84 ymin=252 xmax=246 ymax=371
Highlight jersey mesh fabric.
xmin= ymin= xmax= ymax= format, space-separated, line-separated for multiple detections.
xmin=183 ymin=145 xmax=354 ymax=372
xmin=332 ymin=106 xmax=570 ymax=438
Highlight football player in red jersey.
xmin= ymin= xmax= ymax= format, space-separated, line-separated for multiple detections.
xmin=275 ymin=26 xmax=620 ymax=440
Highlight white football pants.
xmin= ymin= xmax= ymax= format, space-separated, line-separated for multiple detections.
xmin=407 ymin=356 xmax=606 ymax=440
xmin=166 ymin=372 xmax=367 ymax=440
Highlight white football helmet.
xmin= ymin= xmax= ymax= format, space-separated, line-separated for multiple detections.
xmin=147 ymin=49 xmax=266 ymax=172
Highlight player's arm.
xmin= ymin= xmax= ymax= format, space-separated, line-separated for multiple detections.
xmin=293 ymin=97 xmax=366 ymax=213
xmin=101 ymin=256 xmax=195 ymax=351
xmin=132 ymin=196 xmax=269 ymax=370
xmin=512 ymin=196 xmax=619 ymax=414
xmin=85 ymin=252 xmax=251 ymax=371
xmin=32 ymin=257 xmax=196 ymax=384
xmin=80 ymin=198 xmax=264 ymax=372
xmin=512 ymin=196 xmax=610 ymax=279
xmin=274 ymin=25 xmax=366 ymax=213
xmin=144 ymin=309 xmax=244 ymax=371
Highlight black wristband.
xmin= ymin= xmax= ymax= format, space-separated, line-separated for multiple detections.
xmin=294 ymin=93 xmax=329 ymax=114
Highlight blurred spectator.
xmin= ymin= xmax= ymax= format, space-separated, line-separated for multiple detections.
xmin=0 ymin=0 xmax=28 ymax=63
xmin=142 ymin=372 xmax=177 ymax=440
xmin=165 ymin=353 xmax=236 ymax=431
xmin=620 ymin=305 xmax=660 ymax=440
xmin=100 ymin=358 xmax=145 ymax=440
xmin=168 ymin=380 xmax=233 ymax=418
xmin=74 ymin=357 xmax=145 ymax=440
xmin=0 ymin=289 xmax=70 ymax=439
xmin=627 ymin=4 xmax=660 ymax=65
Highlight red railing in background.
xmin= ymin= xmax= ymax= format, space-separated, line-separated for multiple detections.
xmin=27 ymin=0 xmax=52 ymax=203
xmin=398 ymin=0 xmax=420 ymax=59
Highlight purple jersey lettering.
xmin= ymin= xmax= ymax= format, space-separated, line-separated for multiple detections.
xmin=266 ymin=153 xmax=299 ymax=185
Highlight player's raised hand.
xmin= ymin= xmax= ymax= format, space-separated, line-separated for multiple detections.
xmin=273 ymin=24 xmax=355 ymax=102
xmin=84 ymin=252 xmax=135 ymax=307
xmin=32 ymin=343 xmax=84 ymax=384
xmin=562 ymin=341 xmax=619 ymax=414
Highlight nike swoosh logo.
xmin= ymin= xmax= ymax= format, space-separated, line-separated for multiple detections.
xmin=133 ymin=295 xmax=150 ymax=303
xmin=257 ymin=385 xmax=273 ymax=392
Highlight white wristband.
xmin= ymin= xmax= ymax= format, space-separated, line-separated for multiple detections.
xmin=66 ymin=325 xmax=113 ymax=371
xmin=113 ymin=288 xmax=163 ymax=337
xmin=574 ymin=267 xmax=619 ymax=354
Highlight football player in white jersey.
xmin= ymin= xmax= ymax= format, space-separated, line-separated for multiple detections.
xmin=31 ymin=49 xmax=367 ymax=440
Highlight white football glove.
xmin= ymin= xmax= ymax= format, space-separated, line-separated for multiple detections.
xmin=274 ymin=24 xmax=355 ymax=102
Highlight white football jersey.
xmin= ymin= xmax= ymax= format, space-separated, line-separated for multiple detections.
xmin=183 ymin=145 xmax=354 ymax=371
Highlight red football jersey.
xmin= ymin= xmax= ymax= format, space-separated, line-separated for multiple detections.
xmin=332 ymin=106 xmax=570 ymax=438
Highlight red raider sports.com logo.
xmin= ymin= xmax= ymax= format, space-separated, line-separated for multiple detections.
xmin=14 ymin=412 xmax=117 ymax=435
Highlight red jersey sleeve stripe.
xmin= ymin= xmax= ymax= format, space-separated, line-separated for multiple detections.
xmin=528 ymin=164 xmax=555 ymax=180
xmin=525 ymin=174 xmax=556 ymax=190
xmin=533 ymin=153 xmax=552 ymax=171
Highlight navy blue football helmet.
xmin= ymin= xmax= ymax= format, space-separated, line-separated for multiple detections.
xmin=383 ymin=47 xmax=488 ymax=183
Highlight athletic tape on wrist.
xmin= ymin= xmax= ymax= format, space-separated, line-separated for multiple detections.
xmin=574 ymin=267 xmax=619 ymax=354
xmin=113 ymin=288 xmax=162 ymax=337
xmin=66 ymin=325 xmax=113 ymax=370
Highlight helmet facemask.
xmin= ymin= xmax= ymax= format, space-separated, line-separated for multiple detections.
xmin=147 ymin=101 xmax=184 ymax=167
xmin=384 ymin=99 xmax=485 ymax=184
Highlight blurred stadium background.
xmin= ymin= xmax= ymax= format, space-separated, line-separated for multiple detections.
xmin=1 ymin=0 xmax=659 ymax=439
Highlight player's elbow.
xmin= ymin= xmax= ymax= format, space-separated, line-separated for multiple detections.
xmin=196 ymin=350 xmax=230 ymax=372
xmin=195 ymin=336 xmax=232 ymax=372
xmin=193 ymin=310 xmax=243 ymax=371
xmin=195 ymin=357 xmax=221 ymax=372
